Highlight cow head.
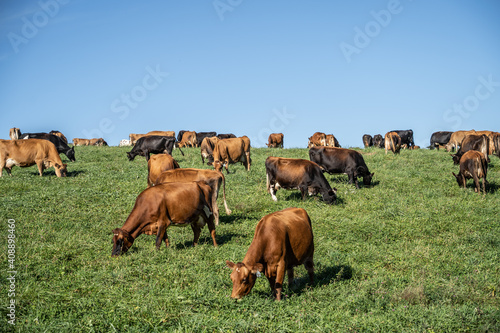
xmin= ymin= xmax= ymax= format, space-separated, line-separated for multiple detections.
xmin=111 ymin=228 xmax=135 ymax=256
xmin=127 ymin=152 xmax=136 ymax=161
xmin=226 ymin=261 xmax=264 ymax=299
xmin=363 ymin=173 xmax=374 ymax=186
xmin=322 ymin=188 xmax=337 ymax=204
xmin=451 ymin=153 xmax=461 ymax=165
xmin=54 ymin=163 xmax=67 ymax=177
xmin=211 ymin=160 xmax=224 ymax=172
xmin=452 ymin=172 xmax=465 ymax=188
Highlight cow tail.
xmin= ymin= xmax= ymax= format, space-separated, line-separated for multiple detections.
xmin=221 ymin=173 xmax=232 ymax=215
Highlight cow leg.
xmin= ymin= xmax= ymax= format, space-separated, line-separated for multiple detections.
xmin=191 ymin=224 xmax=201 ymax=246
xmin=206 ymin=215 xmax=218 ymax=247
xmin=267 ymin=275 xmax=277 ymax=299
xmin=270 ymin=184 xmax=278 ymax=202
xmin=245 ymin=152 xmax=251 ymax=171
xmin=299 ymin=186 xmax=308 ymax=200
xmin=36 ymin=160 xmax=44 ymax=176
xmin=472 ymin=173 xmax=480 ymax=193
xmin=156 ymin=222 xmax=168 ymax=249
xmin=145 ymin=151 xmax=151 ymax=161
xmin=304 ymin=257 xmax=314 ymax=285
xmin=482 ymin=175 xmax=486 ymax=194
xmin=287 ymin=268 xmax=295 ymax=289
xmin=274 ymin=261 xmax=286 ymax=300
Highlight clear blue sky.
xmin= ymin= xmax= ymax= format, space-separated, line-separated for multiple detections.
xmin=1 ymin=0 xmax=500 ymax=148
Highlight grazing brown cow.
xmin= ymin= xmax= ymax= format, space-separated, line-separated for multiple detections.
xmin=200 ymin=136 xmax=219 ymax=164
xmin=154 ymin=168 xmax=231 ymax=226
xmin=111 ymin=182 xmax=217 ymax=256
xmin=265 ymin=156 xmax=337 ymax=204
xmin=475 ymin=131 xmax=496 ymax=156
xmin=178 ymin=131 xmax=198 ymax=148
xmin=452 ymin=150 xmax=487 ymax=194
xmin=0 ymin=139 xmax=67 ymax=177
xmin=226 ymin=207 xmax=314 ymax=300
xmin=309 ymin=146 xmax=374 ymax=189
xmin=147 ymin=154 xmax=180 ymax=187
xmin=9 ymin=128 xmax=21 ymax=140
xmin=307 ymin=132 xmax=326 ymax=148
xmin=267 ymin=133 xmax=284 ymax=148
xmin=209 ymin=137 xmax=250 ymax=173
xmin=445 ymin=130 xmax=476 ymax=152
xmin=493 ymin=132 xmax=500 ymax=157
xmin=451 ymin=134 xmax=490 ymax=165
xmin=72 ymin=138 xmax=91 ymax=146
xmin=384 ymin=132 xmax=402 ymax=155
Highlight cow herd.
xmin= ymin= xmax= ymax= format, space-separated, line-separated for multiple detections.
xmin=2 ymin=127 xmax=499 ymax=300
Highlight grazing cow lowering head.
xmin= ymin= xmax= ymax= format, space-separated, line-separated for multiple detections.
xmin=111 ymin=228 xmax=135 ymax=256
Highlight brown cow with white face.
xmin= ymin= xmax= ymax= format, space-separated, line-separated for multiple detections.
xmin=0 ymin=139 xmax=67 ymax=177
xmin=147 ymin=154 xmax=180 ymax=187
xmin=267 ymin=133 xmax=284 ymax=148
xmin=153 ymin=168 xmax=231 ymax=226
xmin=226 ymin=207 xmax=314 ymax=301
xmin=452 ymin=150 xmax=487 ymax=194
xmin=111 ymin=182 xmax=216 ymax=256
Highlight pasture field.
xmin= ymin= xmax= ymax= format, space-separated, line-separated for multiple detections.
xmin=1 ymin=145 xmax=499 ymax=332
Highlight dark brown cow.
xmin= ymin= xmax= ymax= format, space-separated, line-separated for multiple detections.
xmin=200 ymin=136 xmax=219 ymax=164
xmin=452 ymin=150 xmax=487 ymax=194
xmin=111 ymin=182 xmax=217 ymax=256
xmin=209 ymin=137 xmax=250 ymax=173
xmin=153 ymin=168 xmax=231 ymax=226
xmin=0 ymin=139 xmax=67 ymax=177
xmin=147 ymin=154 xmax=180 ymax=187
xmin=307 ymin=132 xmax=326 ymax=148
xmin=384 ymin=132 xmax=401 ymax=155
xmin=226 ymin=207 xmax=314 ymax=300
xmin=309 ymin=146 xmax=373 ymax=189
xmin=451 ymin=134 xmax=490 ymax=165
xmin=373 ymin=134 xmax=384 ymax=148
xmin=362 ymin=134 xmax=373 ymax=148
xmin=265 ymin=156 xmax=337 ymax=204
xmin=267 ymin=133 xmax=284 ymax=148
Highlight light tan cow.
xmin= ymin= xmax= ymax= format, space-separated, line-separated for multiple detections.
xmin=446 ymin=130 xmax=476 ymax=152
xmin=146 ymin=130 xmax=175 ymax=137
xmin=9 ymin=128 xmax=21 ymax=140
xmin=147 ymin=154 xmax=180 ymax=187
xmin=0 ymin=139 xmax=67 ymax=177
xmin=178 ymin=131 xmax=197 ymax=148
xmin=72 ymin=138 xmax=91 ymax=146
xmin=384 ymin=132 xmax=402 ymax=155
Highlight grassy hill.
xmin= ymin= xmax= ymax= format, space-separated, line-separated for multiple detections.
xmin=1 ymin=146 xmax=499 ymax=332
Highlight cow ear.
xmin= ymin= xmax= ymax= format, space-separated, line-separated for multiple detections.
xmin=226 ymin=260 xmax=236 ymax=269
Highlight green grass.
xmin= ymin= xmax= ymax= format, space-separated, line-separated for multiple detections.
xmin=1 ymin=145 xmax=499 ymax=332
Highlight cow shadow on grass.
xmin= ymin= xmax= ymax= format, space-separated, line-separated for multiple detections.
xmin=29 ymin=169 xmax=85 ymax=177
xmin=252 ymin=264 xmax=353 ymax=300
xmin=486 ymin=180 xmax=499 ymax=194
xmin=326 ymin=174 xmax=380 ymax=188
xmin=173 ymin=232 xmax=240 ymax=249
xmin=284 ymin=192 xmax=345 ymax=205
